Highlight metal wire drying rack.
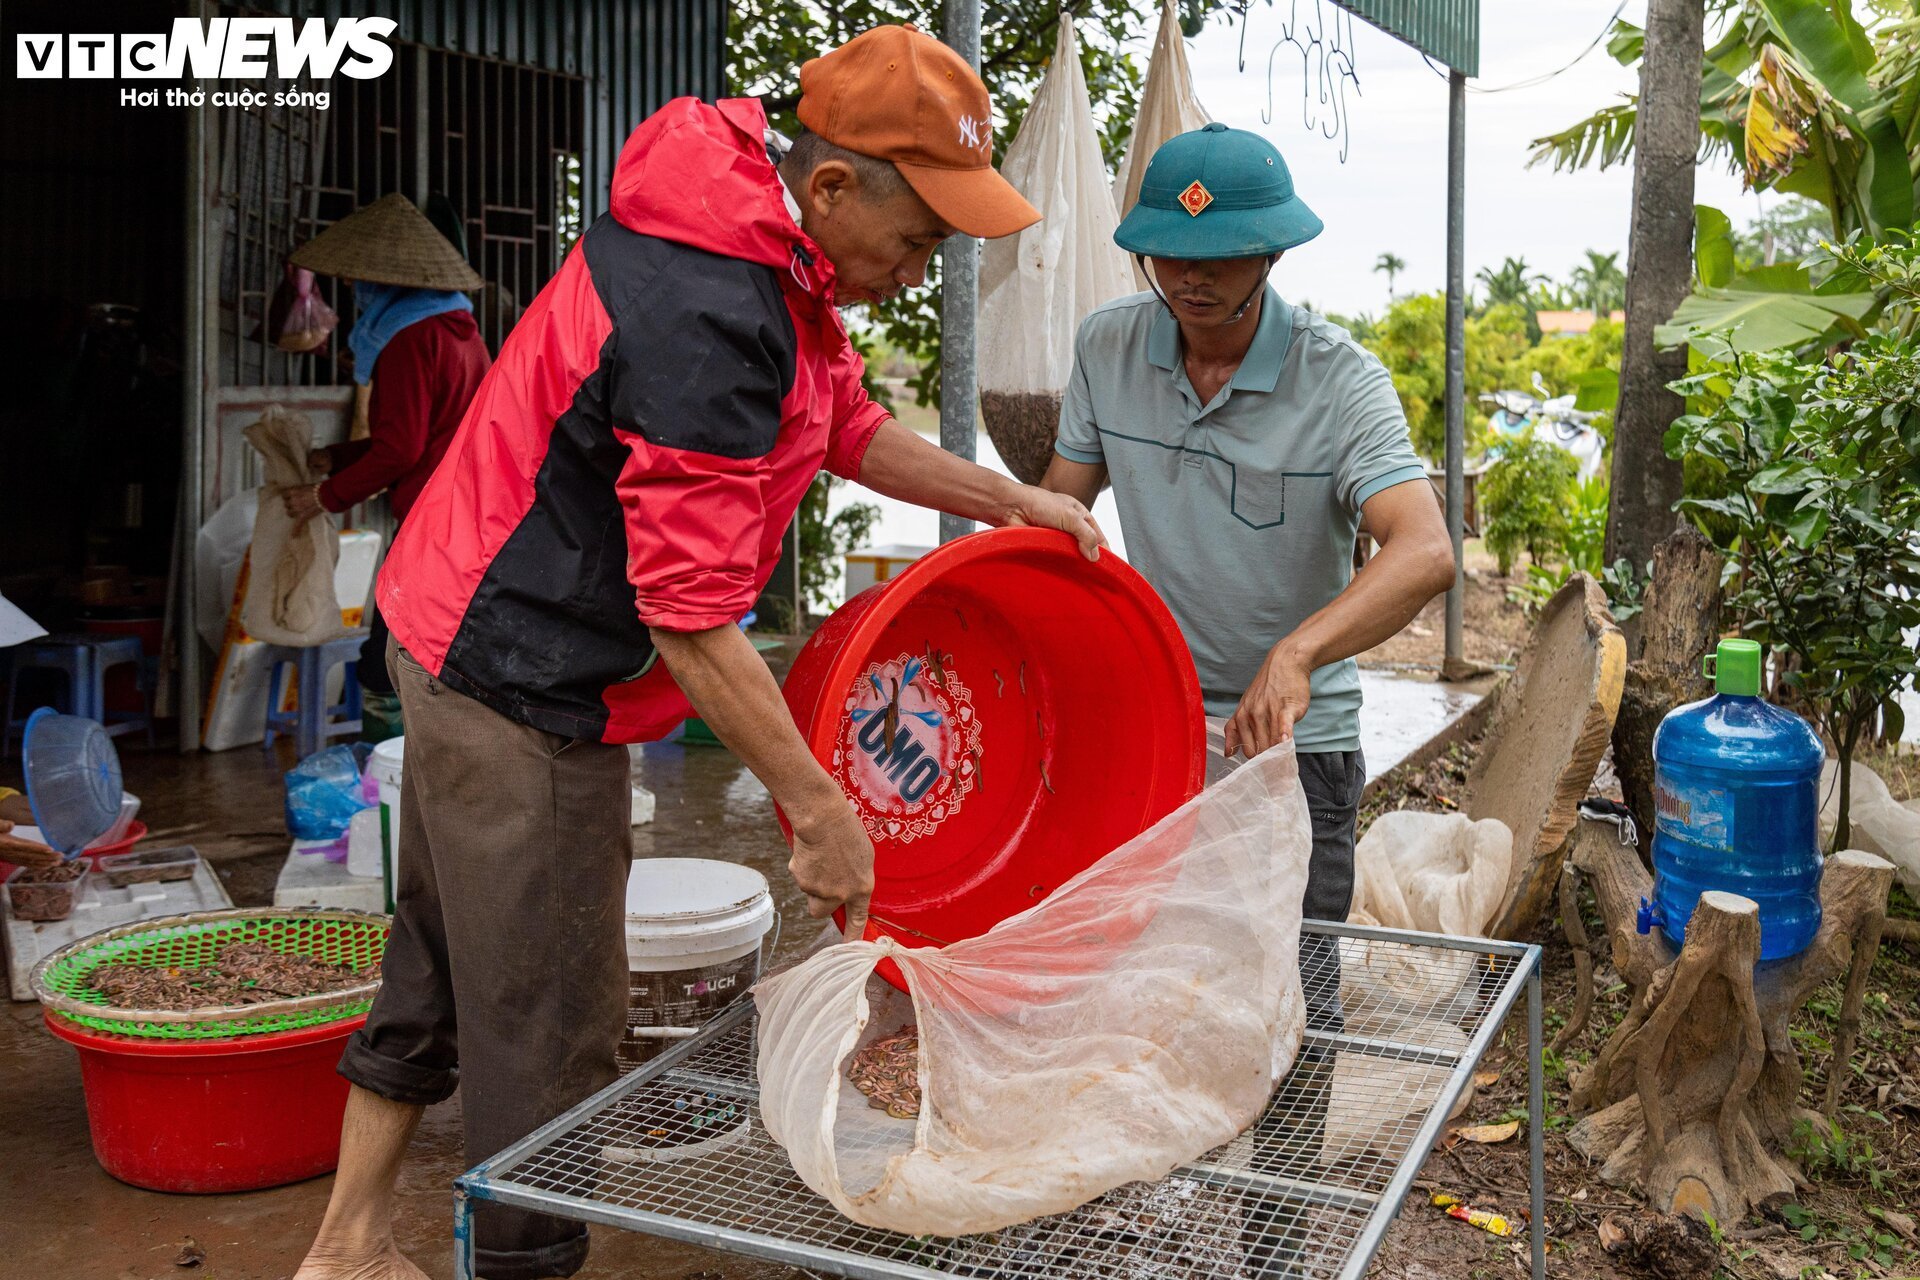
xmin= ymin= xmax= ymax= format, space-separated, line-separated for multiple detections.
xmin=454 ymin=921 xmax=1545 ymax=1280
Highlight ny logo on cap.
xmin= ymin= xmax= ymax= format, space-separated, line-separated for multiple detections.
xmin=1179 ymin=180 xmax=1213 ymax=217
xmin=957 ymin=114 xmax=986 ymax=152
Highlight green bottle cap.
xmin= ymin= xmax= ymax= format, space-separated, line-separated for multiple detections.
xmin=1704 ymin=638 xmax=1762 ymax=696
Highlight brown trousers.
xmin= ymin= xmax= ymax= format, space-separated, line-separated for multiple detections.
xmin=339 ymin=641 xmax=632 ymax=1280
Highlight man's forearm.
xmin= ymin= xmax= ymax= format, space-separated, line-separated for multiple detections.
xmin=1038 ymin=453 xmax=1106 ymax=508
xmin=855 ymin=418 xmax=1022 ymax=525
xmin=1279 ymin=535 xmax=1454 ymax=670
xmin=649 ymin=624 xmax=846 ymax=830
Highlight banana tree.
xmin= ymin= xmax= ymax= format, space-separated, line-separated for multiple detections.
xmin=1535 ymin=1 xmax=1918 ymax=240
xmin=1744 ymin=0 xmax=1917 ymax=237
xmin=1532 ymin=1 xmax=1920 ymax=355
xmin=1656 ymin=205 xmax=1878 ymax=355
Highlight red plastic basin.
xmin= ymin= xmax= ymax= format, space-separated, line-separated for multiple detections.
xmin=45 ymin=1012 xmax=364 ymax=1193
xmin=781 ymin=528 xmax=1206 ymax=989
xmin=84 ymin=819 xmax=149 ymax=859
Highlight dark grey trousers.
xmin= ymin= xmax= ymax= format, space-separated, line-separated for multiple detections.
xmin=339 ymin=641 xmax=632 ymax=1280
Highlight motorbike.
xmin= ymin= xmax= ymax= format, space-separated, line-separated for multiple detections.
xmin=1480 ymin=371 xmax=1606 ymax=481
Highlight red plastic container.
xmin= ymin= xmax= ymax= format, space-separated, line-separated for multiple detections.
xmin=782 ymin=528 xmax=1206 ymax=988
xmin=44 ymin=1012 xmax=364 ymax=1193
xmin=84 ymin=819 xmax=149 ymax=859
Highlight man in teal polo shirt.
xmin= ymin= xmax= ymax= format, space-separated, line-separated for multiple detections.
xmin=1041 ymin=124 xmax=1453 ymax=1253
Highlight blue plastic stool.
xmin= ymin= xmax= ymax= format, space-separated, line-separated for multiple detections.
xmin=262 ymin=631 xmax=369 ymax=760
xmin=3 ymin=633 xmax=153 ymax=759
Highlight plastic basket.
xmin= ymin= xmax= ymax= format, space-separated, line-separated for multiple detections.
xmin=23 ymin=707 xmax=124 ymax=854
xmin=30 ymin=908 xmax=387 ymax=1041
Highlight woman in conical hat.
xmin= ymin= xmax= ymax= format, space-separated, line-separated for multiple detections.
xmin=285 ymin=194 xmax=491 ymax=738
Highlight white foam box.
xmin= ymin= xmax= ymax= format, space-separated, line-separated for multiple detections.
xmin=274 ymin=840 xmax=385 ymax=915
xmin=843 ymin=544 xmax=932 ymax=601
xmin=4 ymin=857 xmax=234 ymax=1002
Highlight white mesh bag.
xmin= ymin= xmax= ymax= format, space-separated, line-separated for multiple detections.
xmin=754 ymin=742 xmax=1311 ymax=1236
xmin=977 ymin=15 xmax=1134 ymax=485
xmin=1114 ymin=0 xmax=1211 ymax=287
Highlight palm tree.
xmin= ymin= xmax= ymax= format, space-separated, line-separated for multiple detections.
xmin=1570 ymin=249 xmax=1626 ymax=315
xmin=1373 ymin=252 xmax=1406 ymax=304
xmin=1474 ymin=256 xmax=1547 ymax=310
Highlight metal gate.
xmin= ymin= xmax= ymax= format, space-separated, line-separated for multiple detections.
xmin=179 ymin=1 xmax=726 ymax=749
xmin=214 ymin=43 xmax=584 ymax=398
xmin=202 ymin=41 xmax=584 ymax=520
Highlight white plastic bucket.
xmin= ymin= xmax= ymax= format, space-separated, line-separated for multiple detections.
xmin=366 ymin=737 xmax=405 ymax=914
xmin=621 ymin=858 xmax=775 ymax=1070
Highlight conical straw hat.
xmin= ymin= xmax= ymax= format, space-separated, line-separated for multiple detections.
xmin=291 ymin=193 xmax=482 ymax=291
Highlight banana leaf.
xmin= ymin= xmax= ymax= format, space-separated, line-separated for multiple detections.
xmin=1655 ymin=263 xmax=1874 ymax=354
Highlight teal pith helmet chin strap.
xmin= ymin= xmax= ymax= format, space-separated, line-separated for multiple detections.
xmin=1135 ymin=253 xmax=1277 ymax=327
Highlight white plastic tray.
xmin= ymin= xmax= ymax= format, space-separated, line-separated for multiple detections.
xmin=4 ymin=857 xmax=234 ymax=1001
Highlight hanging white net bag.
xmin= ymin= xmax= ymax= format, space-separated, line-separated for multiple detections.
xmin=977 ymin=15 xmax=1134 ymax=485
xmin=1114 ymin=0 xmax=1212 ymax=291
xmin=755 ymin=742 xmax=1311 ymax=1237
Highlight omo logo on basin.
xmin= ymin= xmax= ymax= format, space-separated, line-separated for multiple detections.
xmin=833 ymin=652 xmax=981 ymax=844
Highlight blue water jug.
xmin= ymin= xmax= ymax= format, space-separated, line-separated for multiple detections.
xmin=1642 ymin=639 xmax=1824 ymax=960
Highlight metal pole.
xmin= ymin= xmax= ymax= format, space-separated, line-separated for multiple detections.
xmin=178 ymin=10 xmax=210 ymax=754
xmin=938 ymin=0 xmax=982 ymax=545
xmin=413 ymin=44 xmax=432 ymax=207
xmin=1441 ymin=70 xmax=1468 ymax=682
xmin=1527 ymin=969 xmax=1547 ymax=1280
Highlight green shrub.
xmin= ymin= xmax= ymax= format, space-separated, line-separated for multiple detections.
xmin=1506 ymin=472 xmax=1618 ymax=613
xmin=1481 ymin=435 xmax=1579 ymax=576
xmin=798 ymin=477 xmax=880 ymax=619
xmin=1666 ymin=324 xmax=1920 ymax=846
xmin=1362 ymin=294 xmax=1618 ymax=465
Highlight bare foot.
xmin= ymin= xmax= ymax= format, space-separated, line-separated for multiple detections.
xmin=291 ymin=1238 xmax=430 ymax=1280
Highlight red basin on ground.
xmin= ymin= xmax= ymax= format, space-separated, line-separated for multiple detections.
xmin=780 ymin=527 xmax=1206 ymax=990
xmin=45 ymin=1012 xmax=364 ymax=1193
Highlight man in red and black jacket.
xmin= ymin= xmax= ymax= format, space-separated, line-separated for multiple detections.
xmin=295 ymin=26 xmax=1105 ymax=1280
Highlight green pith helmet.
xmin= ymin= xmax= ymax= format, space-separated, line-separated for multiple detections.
xmin=1705 ymin=638 xmax=1763 ymax=696
xmin=1114 ymin=122 xmax=1323 ymax=261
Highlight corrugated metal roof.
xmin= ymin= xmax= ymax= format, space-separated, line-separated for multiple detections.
xmin=1334 ymin=0 xmax=1478 ymax=76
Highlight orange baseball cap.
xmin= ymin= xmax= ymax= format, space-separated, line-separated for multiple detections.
xmin=797 ymin=25 xmax=1040 ymax=240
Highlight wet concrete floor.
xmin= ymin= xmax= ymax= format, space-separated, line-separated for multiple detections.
xmin=1354 ymin=668 xmax=1486 ymax=781
xmin=2 ymin=641 xmax=1479 ymax=1279
xmin=0 ymin=737 xmax=805 ymax=1280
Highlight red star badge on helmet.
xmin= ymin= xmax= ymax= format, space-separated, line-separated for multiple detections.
xmin=1178 ymin=180 xmax=1214 ymax=217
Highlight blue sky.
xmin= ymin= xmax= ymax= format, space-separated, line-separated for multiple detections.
xmin=1163 ymin=0 xmax=1768 ymax=315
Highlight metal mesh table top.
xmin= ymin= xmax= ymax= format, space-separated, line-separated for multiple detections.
xmin=460 ymin=922 xmax=1540 ymax=1280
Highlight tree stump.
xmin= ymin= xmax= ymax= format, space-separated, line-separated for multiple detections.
xmin=1468 ymin=573 xmax=1625 ymax=939
xmin=1613 ymin=525 xmax=1724 ymax=852
xmin=1565 ymin=818 xmax=1895 ymax=1222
